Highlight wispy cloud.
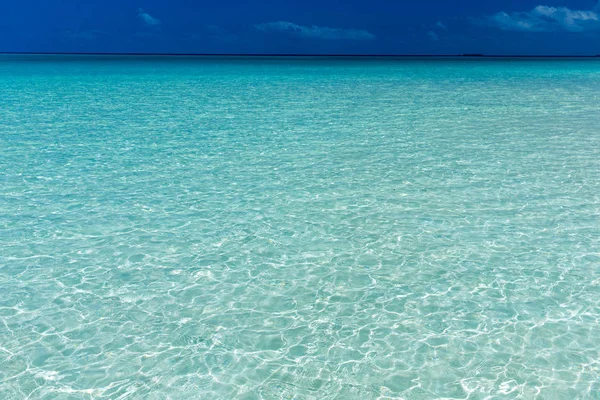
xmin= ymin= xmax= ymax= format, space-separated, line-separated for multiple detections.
xmin=427 ymin=20 xmax=447 ymax=41
xmin=138 ymin=9 xmax=161 ymax=26
xmin=254 ymin=21 xmax=375 ymax=41
xmin=481 ymin=3 xmax=600 ymax=32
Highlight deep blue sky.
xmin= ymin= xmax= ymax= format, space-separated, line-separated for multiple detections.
xmin=1 ymin=1 xmax=600 ymax=55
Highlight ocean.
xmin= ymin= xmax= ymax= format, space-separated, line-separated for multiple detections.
xmin=1 ymin=55 xmax=600 ymax=399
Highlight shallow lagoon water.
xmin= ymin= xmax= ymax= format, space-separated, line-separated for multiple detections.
xmin=1 ymin=56 xmax=600 ymax=399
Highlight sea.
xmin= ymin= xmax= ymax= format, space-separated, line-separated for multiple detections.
xmin=1 ymin=55 xmax=599 ymax=399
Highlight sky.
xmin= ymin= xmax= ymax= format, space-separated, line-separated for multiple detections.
xmin=1 ymin=1 xmax=600 ymax=55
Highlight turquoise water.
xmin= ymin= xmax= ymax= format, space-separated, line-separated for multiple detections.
xmin=1 ymin=56 xmax=600 ymax=399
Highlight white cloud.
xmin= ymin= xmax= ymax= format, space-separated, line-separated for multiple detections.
xmin=436 ymin=21 xmax=447 ymax=30
xmin=254 ymin=21 xmax=375 ymax=41
xmin=138 ymin=9 xmax=161 ymax=26
xmin=428 ymin=31 xmax=439 ymax=41
xmin=483 ymin=3 xmax=600 ymax=32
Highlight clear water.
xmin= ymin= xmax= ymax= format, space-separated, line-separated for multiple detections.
xmin=1 ymin=56 xmax=600 ymax=399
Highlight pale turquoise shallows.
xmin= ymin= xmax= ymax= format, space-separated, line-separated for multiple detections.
xmin=1 ymin=56 xmax=600 ymax=399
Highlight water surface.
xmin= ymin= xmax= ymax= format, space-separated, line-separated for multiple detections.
xmin=1 ymin=56 xmax=600 ymax=399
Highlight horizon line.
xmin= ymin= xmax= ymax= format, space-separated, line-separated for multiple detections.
xmin=2 ymin=52 xmax=600 ymax=58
